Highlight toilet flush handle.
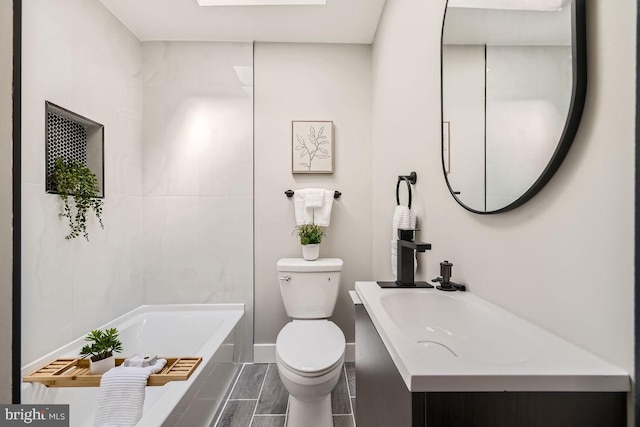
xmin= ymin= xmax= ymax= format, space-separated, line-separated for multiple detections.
xmin=279 ymin=276 xmax=291 ymax=282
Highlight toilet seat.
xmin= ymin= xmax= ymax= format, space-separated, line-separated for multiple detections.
xmin=276 ymin=320 xmax=345 ymax=378
xmin=276 ymin=352 xmax=344 ymax=379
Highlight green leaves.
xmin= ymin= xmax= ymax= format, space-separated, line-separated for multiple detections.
xmin=79 ymin=328 xmax=123 ymax=362
xmin=52 ymin=157 xmax=104 ymax=241
xmin=294 ymin=223 xmax=325 ymax=245
xmin=294 ymin=125 xmax=330 ymax=171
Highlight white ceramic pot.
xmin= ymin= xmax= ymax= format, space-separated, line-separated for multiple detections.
xmin=90 ymin=355 xmax=115 ymax=375
xmin=302 ymin=244 xmax=320 ymax=261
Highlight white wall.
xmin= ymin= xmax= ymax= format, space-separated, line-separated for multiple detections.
xmin=21 ymin=0 xmax=143 ymax=365
xmin=373 ymin=0 xmax=634 ymax=381
xmin=0 ymin=0 xmax=12 ymax=403
xmin=141 ymin=41 xmax=254 ymax=360
xmin=254 ymin=43 xmax=372 ymax=351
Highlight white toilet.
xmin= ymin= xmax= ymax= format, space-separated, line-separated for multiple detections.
xmin=275 ymin=258 xmax=346 ymax=427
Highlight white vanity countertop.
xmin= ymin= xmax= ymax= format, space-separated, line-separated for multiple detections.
xmin=355 ymin=281 xmax=630 ymax=393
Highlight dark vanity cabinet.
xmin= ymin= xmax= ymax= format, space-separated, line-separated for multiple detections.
xmin=355 ymin=304 xmax=626 ymax=427
xmin=355 ymin=303 xmax=418 ymax=427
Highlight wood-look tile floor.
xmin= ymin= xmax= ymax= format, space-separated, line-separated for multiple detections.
xmin=214 ymin=363 xmax=356 ymax=427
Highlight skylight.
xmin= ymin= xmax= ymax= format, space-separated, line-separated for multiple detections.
xmin=196 ymin=0 xmax=325 ymax=5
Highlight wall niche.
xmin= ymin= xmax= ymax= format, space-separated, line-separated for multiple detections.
xmin=45 ymin=101 xmax=104 ymax=197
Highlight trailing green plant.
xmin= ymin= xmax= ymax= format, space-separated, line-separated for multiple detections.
xmin=79 ymin=328 xmax=123 ymax=362
xmin=293 ymin=223 xmax=325 ymax=245
xmin=52 ymin=157 xmax=104 ymax=241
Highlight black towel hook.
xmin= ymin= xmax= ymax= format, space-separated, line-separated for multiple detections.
xmin=396 ymin=172 xmax=417 ymax=208
xmin=399 ymin=171 xmax=417 ymax=185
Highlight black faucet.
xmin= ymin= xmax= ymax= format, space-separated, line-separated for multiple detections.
xmin=377 ymin=229 xmax=433 ymax=288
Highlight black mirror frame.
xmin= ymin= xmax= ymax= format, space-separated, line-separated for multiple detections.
xmin=440 ymin=0 xmax=587 ymax=214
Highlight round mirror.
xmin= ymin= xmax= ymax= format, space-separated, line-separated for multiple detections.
xmin=441 ymin=0 xmax=586 ymax=214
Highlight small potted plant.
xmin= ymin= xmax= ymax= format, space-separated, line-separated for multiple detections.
xmin=79 ymin=328 xmax=123 ymax=375
xmin=294 ymin=223 xmax=325 ymax=261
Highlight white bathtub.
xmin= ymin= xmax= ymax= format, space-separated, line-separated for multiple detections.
xmin=21 ymin=304 xmax=244 ymax=427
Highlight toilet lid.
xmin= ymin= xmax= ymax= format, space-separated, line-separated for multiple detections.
xmin=276 ymin=320 xmax=345 ymax=374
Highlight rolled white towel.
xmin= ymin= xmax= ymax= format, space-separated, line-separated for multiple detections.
xmin=123 ymin=354 xmax=158 ymax=368
xmin=123 ymin=355 xmax=140 ymax=367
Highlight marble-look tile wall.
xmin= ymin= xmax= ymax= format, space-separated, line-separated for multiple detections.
xmin=21 ymin=0 xmax=143 ymax=365
xmin=141 ymin=42 xmax=254 ymax=360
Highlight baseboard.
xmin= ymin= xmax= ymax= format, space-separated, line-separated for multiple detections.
xmin=253 ymin=344 xmax=277 ymax=363
xmin=254 ymin=343 xmax=355 ymax=364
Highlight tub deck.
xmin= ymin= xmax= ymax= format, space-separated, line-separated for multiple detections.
xmin=23 ymin=357 xmax=202 ymax=387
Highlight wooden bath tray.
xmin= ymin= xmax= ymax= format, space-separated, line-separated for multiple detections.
xmin=23 ymin=357 xmax=202 ymax=388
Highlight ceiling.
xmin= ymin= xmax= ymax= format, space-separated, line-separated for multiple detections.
xmin=98 ymin=0 xmax=387 ymax=44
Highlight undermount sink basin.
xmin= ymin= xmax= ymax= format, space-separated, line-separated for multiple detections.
xmin=380 ymin=291 xmax=540 ymax=364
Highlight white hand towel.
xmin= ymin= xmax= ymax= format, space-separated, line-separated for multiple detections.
xmin=293 ymin=190 xmax=313 ymax=225
xmin=391 ymin=206 xmax=418 ymax=277
xmin=94 ymin=358 xmax=167 ymax=427
xmin=313 ymin=190 xmax=334 ymax=227
xmin=304 ymin=188 xmax=325 ymax=209
xmin=392 ymin=206 xmax=410 ymax=239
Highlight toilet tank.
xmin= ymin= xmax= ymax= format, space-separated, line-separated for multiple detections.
xmin=277 ymin=258 xmax=343 ymax=319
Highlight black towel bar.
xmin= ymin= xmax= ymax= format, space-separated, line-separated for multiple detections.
xmin=285 ymin=190 xmax=341 ymax=199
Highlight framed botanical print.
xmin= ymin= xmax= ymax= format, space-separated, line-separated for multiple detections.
xmin=292 ymin=121 xmax=334 ymax=174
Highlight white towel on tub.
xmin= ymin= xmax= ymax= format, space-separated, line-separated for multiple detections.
xmin=94 ymin=358 xmax=167 ymax=427
xmin=123 ymin=354 xmax=158 ymax=368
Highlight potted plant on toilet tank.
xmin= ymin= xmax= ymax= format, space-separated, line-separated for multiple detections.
xmin=80 ymin=328 xmax=123 ymax=375
xmin=294 ymin=223 xmax=325 ymax=261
